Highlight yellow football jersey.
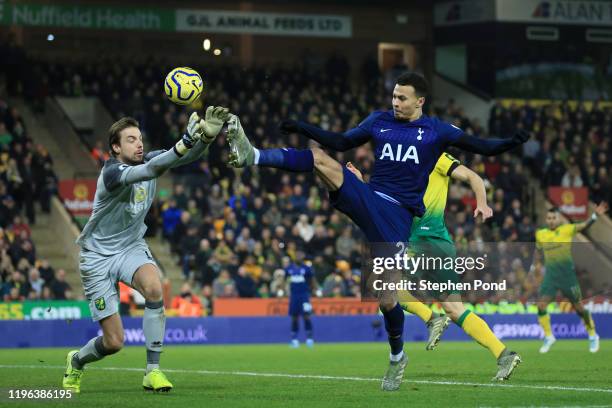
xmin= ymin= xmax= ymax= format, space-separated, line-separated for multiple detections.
xmin=535 ymin=223 xmax=576 ymax=269
xmin=411 ymin=152 xmax=460 ymax=240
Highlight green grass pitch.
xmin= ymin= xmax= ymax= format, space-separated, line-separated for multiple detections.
xmin=0 ymin=340 xmax=611 ymax=407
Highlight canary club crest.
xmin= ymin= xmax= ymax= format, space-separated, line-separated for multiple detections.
xmin=94 ymin=297 xmax=106 ymax=311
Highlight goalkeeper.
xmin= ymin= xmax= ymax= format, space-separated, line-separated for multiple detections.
xmin=62 ymin=107 xmax=229 ymax=393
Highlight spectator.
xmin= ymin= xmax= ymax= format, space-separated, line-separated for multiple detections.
xmin=161 ymin=199 xmax=182 ymax=240
xmin=38 ymin=259 xmax=55 ymax=283
xmin=200 ymin=285 xmax=213 ymax=316
xmin=91 ymin=141 xmax=109 ymax=168
xmin=171 ymin=282 xmax=203 ymax=317
xmin=180 ymin=224 xmax=200 ymax=280
xmin=234 ymin=266 xmax=257 ymax=298
xmin=241 ymin=255 xmax=262 ymax=281
xmin=322 ymin=269 xmax=346 ymax=298
xmin=28 ymin=267 xmax=44 ymax=298
xmin=208 ymin=184 xmax=226 ymax=219
xmin=212 ymin=269 xmax=237 ymax=298
xmin=561 ymin=164 xmax=584 ymax=187
xmin=194 ymin=239 xmax=215 ymax=286
xmin=49 ymin=269 xmax=71 ymax=300
xmin=9 ymin=215 xmax=30 ymax=238
xmin=335 ymin=226 xmax=356 ymax=260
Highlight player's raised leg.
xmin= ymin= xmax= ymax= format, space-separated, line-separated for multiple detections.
xmin=131 ymin=263 xmax=173 ymax=392
xmin=537 ymin=296 xmax=556 ymax=353
xmin=63 ymin=314 xmax=124 ymax=393
xmin=227 ymin=114 xmax=315 ymax=174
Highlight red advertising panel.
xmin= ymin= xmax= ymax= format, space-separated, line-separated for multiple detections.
xmin=59 ymin=179 xmax=97 ymax=217
xmin=214 ymin=298 xmax=379 ymax=316
xmin=547 ymin=187 xmax=588 ymax=221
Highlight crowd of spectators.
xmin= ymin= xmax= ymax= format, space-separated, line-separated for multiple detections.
xmin=4 ymin=40 xmax=608 ymax=309
xmin=489 ymin=100 xmax=611 ymax=207
xmin=0 ymin=96 xmax=67 ymax=302
xmin=38 ymin=55 xmax=557 ymax=306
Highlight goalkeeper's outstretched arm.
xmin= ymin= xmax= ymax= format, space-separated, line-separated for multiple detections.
xmin=105 ymin=107 xmax=229 ymax=190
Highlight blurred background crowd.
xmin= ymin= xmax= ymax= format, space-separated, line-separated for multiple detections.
xmin=2 ymin=41 xmax=610 ymax=311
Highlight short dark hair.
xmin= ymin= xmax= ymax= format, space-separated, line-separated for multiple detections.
xmin=108 ymin=117 xmax=139 ymax=157
xmin=396 ymin=72 xmax=429 ymax=98
xmin=547 ymin=207 xmax=560 ymax=214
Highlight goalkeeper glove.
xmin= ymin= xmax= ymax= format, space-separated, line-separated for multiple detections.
xmin=174 ymin=112 xmax=204 ymax=156
xmin=201 ymin=106 xmax=230 ymax=144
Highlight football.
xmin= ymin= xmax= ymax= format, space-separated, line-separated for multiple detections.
xmin=164 ymin=67 xmax=204 ymax=105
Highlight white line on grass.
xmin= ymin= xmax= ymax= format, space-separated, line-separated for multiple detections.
xmin=1 ymin=364 xmax=611 ymax=394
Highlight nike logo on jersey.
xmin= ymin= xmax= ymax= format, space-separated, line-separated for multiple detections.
xmin=380 ymin=128 xmax=392 ymax=133
xmin=379 ymin=143 xmax=420 ymax=163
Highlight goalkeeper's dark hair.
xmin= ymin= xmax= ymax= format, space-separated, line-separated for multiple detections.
xmin=547 ymin=207 xmax=560 ymax=214
xmin=108 ymin=117 xmax=139 ymax=157
xmin=396 ymin=72 xmax=429 ymax=98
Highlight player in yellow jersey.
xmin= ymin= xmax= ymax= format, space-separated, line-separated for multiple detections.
xmin=347 ymin=153 xmax=521 ymax=381
xmin=532 ymin=203 xmax=608 ymax=354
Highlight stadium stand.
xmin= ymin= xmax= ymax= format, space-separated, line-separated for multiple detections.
xmin=0 ymin=95 xmax=68 ymax=301
xmin=3 ymin=42 xmax=608 ymax=312
xmin=24 ymin=57 xmax=554 ymax=307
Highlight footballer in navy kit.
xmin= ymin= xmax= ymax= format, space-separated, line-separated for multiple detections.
xmin=62 ymin=107 xmax=229 ymax=394
xmin=285 ymin=252 xmax=315 ymax=348
xmin=226 ymin=72 xmax=529 ymax=391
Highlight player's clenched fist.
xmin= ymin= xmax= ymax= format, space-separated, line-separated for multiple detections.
xmin=279 ymin=119 xmax=300 ymax=135
xmin=512 ymin=129 xmax=530 ymax=144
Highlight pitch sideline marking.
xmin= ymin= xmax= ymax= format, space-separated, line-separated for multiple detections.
xmin=1 ymin=364 xmax=611 ymax=394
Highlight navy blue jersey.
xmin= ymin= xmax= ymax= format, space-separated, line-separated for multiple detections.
xmin=350 ymin=111 xmax=463 ymax=216
xmin=285 ymin=263 xmax=313 ymax=298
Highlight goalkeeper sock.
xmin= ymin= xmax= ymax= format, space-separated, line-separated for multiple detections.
xmin=537 ymin=309 xmax=553 ymax=337
xmin=457 ymin=310 xmax=506 ymax=359
xmin=73 ymin=336 xmax=116 ymax=370
xmin=577 ymin=309 xmax=596 ymax=337
xmin=144 ymin=300 xmax=165 ymax=373
xmin=401 ymin=297 xmax=433 ymax=323
xmin=255 ymin=148 xmax=314 ymax=172
xmin=382 ymin=303 xmax=405 ymax=358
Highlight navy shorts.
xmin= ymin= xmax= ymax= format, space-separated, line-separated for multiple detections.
xmin=329 ymin=167 xmax=414 ymax=245
xmin=289 ymin=296 xmax=312 ymax=316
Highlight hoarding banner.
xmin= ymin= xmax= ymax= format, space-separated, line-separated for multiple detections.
xmin=58 ymin=179 xmax=97 ymax=218
xmin=548 ymin=186 xmax=589 ymax=220
xmin=1 ymin=314 xmax=611 ymax=348
xmin=0 ymin=301 xmax=90 ymax=320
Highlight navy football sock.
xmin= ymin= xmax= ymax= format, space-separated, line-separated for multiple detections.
xmin=291 ymin=317 xmax=299 ymax=340
xmin=382 ymin=303 xmax=405 ymax=356
xmin=257 ymin=148 xmax=314 ymax=172
xmin=304 ymin=317 xmax=313 ymax=338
